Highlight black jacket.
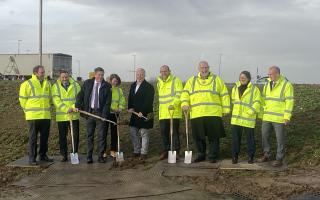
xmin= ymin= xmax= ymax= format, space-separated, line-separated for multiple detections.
xmin=128 ymin=80 xmax=155 ymax=129
xmin=75 ymin=78 xmax=112 ymax=118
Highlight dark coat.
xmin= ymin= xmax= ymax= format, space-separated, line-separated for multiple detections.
xmin=128 ymin=80 xmax=155 ymax=129
xmin=75 ymin=78 xmax=112 ymax=118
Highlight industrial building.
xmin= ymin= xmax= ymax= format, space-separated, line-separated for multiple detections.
xmin=0 ymin=53 xmax=72 ymax=80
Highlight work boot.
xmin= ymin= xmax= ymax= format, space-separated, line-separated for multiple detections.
xmin=210 ymin=159 xmax=217 ymax=163
xmin=29 ymin=159 xmax=37 ymax=166
xmin=194 ymin=155 xmax=205 ymax=163
xmin=60 ymin=156 xmax=68 ymax=162
xmin=248 ymin=156 xmax=254 ymax=164
xmin=140 ymin=154 xmax=148 ymax=161
xmin=272 ymin=159 xmax=283 ymax=167
xmin=87 ymin=155 xmax=93 ymax=164
xmin=39 ymin=155 xmax=53 ymax=162
xmin=258 ymin=154 xmax=269 ymax=163
xmin=98 ymin=157 xmax=106 ymax=163
xmin=232 ymin=157 xmax=238 ymax=164
xmin=159 ymin=152 xmax=168 ymax=160
xmin=132 ymin=153 xmax=140 ymax=158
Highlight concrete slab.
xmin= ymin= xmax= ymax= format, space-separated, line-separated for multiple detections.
xmin=161 ymin=159 xmax=288 ymax=172
xmin=11 ymin=155 xmax=223 ymax=200
xmin=6 ymin=155 xmax=55 ymax=168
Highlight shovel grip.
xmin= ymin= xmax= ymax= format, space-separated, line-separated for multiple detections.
xmin=183 ymin=110 xmax=190 ymax=151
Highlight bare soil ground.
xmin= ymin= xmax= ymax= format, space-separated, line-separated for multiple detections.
xmin=1 ymin=81 xmax=320 ymax=199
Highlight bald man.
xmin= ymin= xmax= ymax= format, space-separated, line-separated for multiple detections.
xmin=128 ymin=68 xmax=155 ymax=160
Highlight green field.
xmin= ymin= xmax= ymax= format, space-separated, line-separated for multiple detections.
xmin=0 ymin=80 xmax=320 ymax=199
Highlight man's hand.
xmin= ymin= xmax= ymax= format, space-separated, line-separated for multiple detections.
xmin=182 ymin=105 xmax=189 ymax=111
xmin=73 ymin=108 xmax=79 ymax=112
xmin=284 ymin=119 xmax=290 ymax=126
xmin=138 ymin=112 xmax=143 ymax=118
xmin=128 ymin=108 xmax=134 ymax=113
xmin=67 ymin=108 xmax=74 ymax=114
xmin=168 ymin=105 xmax=174 ymax=110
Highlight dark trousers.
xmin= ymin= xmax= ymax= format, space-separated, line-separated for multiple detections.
xmin=231 ymin=125 xmax=255 ymax=158
xmin=86 ymin=112 xmax=107 ymax=159
xmin=27 ymin=119 xmax=50 ymax=161
xmin=105 ymin=113 xmax=118 ymax=151
xmin=159 ymin=119 xmax=180 ymax=152
xmin=57 ymin=120 xmax=79 ymax=157
xmin=191 ymin=117 xmax=224 ymax=160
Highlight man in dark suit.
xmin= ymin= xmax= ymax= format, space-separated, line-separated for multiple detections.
xmin=75 ymin=67 xmax=112 ymax=164
xmin=128 ymin=68 xmax=155 ymax=160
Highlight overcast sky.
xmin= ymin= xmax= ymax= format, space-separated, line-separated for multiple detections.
xmin=0 ymin=0 xmax=319 ymax=83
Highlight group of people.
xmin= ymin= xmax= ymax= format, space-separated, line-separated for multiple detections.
xmin=19 ymin=61 xmax=294 ymax=167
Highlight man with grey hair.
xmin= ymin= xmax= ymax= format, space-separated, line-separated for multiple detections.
xmin=258 ymin=65 xmax=294 ymax=167
xmin=181 ymin=61 xmax=230 ymax=163
xmin=128 ymin=68 xmax=155 ymax=160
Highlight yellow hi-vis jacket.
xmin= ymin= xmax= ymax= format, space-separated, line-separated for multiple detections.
xmin=111 ymin=86 xmax=126 ymax=112
xmin=231 ymin=81 xmax=261 ymax=128
xmin=181 ymin=72 xmax=230 ymax=119
xmin=19 ymin=74 xmax=51 ymax=120
xmin=259 ymin=75 xmax=294 ymax=123
xmin=157 ymin=74 xmax=183 ymax=119
xmin=52 ymin=78 xmax=81 ymax=122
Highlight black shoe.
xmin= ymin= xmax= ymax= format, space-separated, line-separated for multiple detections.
xmin=132 ymin=153 xmax=140 ymax=158
xmin=40 ymin=155 xmax=53 ymax=162
xmin=248 ymin=157 xmax=254 ymax=164
xmin=98 ymin=157 xmax=106 ymax=163
xmin=139 ymin=154 xmax=148 ymax=161
xmin=210 ymin=159 xmax=217 ymax=163
xmin=194 ymin=156 xmax=205 ymax=163
xmin=87 ymin=158 xmax=93 ymax=164
xmin=29 ymin=159 xmax=37 ymax=166
xmin=60 ymin=156 xmax=68 ymax=162
xmin=232 ymin=157 xmax=238 ymax=164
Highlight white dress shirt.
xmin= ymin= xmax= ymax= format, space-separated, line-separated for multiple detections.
xmin=91 ymin=80 xmax=101 ymax=109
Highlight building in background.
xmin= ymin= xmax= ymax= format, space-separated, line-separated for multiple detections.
xmin=0 ymin=53 xmax=72 ymax=80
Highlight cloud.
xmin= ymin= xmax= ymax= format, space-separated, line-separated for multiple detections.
xmin=0 ymin=0 xmax=319 ymax=83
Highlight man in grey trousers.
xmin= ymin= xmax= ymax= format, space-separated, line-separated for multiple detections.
xmin=128 ymin=68 xmax=155 ymax=160
xmin=258 ymin=66 xmax=294 ymax=167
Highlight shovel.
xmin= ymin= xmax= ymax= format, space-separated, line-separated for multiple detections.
xmin=184 ymin=110 xmax=192 ymax=164
xmin=69 ymin=118 xmax=79 ymax=165
xmin=168 ymin=108 xmax=176 ymax=164
xmin=115 ymin=114 xmax=124 ymax=163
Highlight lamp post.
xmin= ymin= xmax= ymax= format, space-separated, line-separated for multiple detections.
xmin=77 ymin=60 xmax=80 ymax=77
xmin=17 ymin=40 xmax=22 ymax=54
xmin=39 ymin=0 xmax=43 ymax=65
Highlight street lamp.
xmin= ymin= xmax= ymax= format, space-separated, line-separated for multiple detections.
xmin=39 ymin=0 xmax=43 ymax=65
xmin=218 ymin=53 xmax=222 ymax=77
xmin=77 ymin=60 xmax=80 ymax=77
xmin=17 ymin=40 xmax=22 ymax=54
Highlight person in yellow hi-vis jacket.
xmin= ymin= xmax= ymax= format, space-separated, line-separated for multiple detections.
xmin=52 ymin=70 xmax=81 ymax=162
xmin=104 ymin=74 xmax=126 ymax=158
xmin=181 ymin=61 xmax=230 ymax=163
xmin=157 ymin=65 xmax=183 ymax=160
xmin=19 ymin=65 xmax=53 ymax=165
xmin=231 ymin=71 xmax=261 ymax=164
xmin=258 ymin=66 xmax=294 ymax=167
